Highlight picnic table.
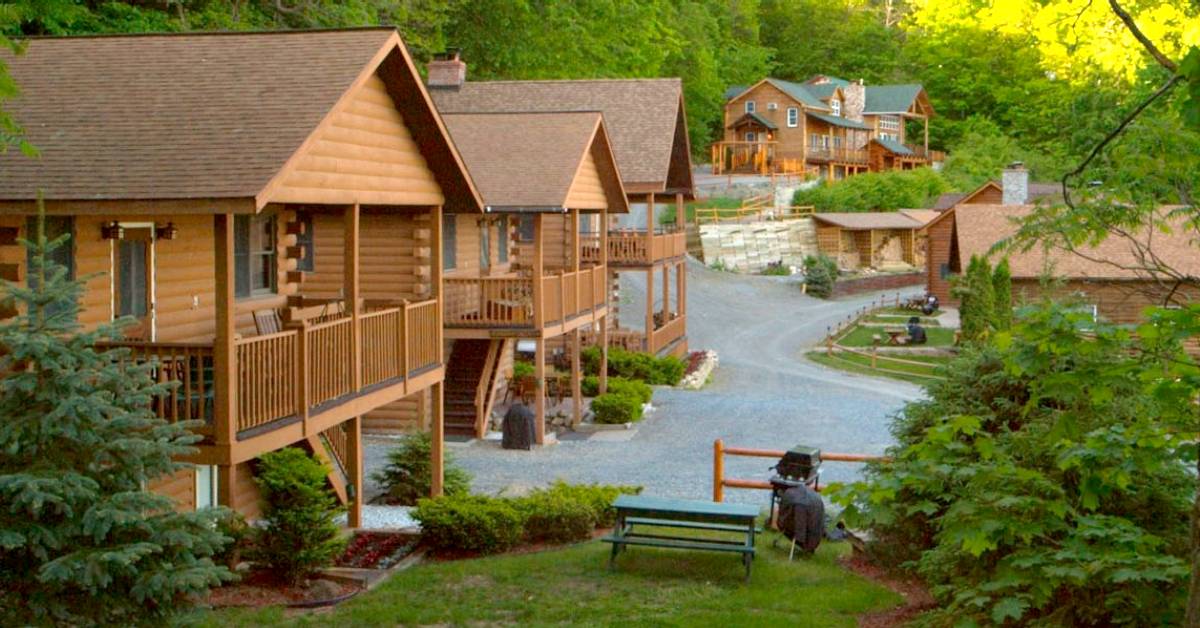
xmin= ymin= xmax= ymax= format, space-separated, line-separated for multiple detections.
xmin=884 ymin=328 xmax=907 ymax=345
xmin=601 ymin=494 xmax=760 ymax=580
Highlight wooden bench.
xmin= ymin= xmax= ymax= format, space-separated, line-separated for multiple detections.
xmin=601 ymin=495 xmax=760 ymax=580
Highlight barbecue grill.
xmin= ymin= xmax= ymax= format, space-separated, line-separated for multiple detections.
xmin=768 ymin=445 xmax=821 ymax=525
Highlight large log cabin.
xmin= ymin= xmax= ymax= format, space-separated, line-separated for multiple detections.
xmin=0 ymin=29 xmax=483 ymax=523
xmin=428 ymin=52 xmax=695 ymax=362
xmin=714 ymin=75 xmax=941 ymax=180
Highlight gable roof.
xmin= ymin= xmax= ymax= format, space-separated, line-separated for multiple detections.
xmin=932 ymin=192 xmax=967 ymax=212
xmin=724 ymin=78 xmax=829 ymax=110
xmin=872 ymin=138 xmax=914 ymax=155
xmin=953 ymin=204 xmax=1200 ymax=280
xmin=864 ymin=84 xmax=924 ymax=114
xmin=808 ymin=111 xmax=870 ymax=130
xmin=811 ymin=212 xmax=926 ymax=230
xmin=899 ymin=209 xmax=940 ymax=226
xmin=0 ymin=28 xmax=482 ymax=213
xmin=430 ymin=78 xmax=691 ymax=195
xmin=440 ymin=112 xmax=627 ymax=213
xmin=726 ymin=112 xmax=777 ymax=130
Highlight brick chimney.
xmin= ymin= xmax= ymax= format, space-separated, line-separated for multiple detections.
xmin=843 ymin=79 xmax=865 ymax=122
xmin=427 ymin=49 xmax=466 ymax=89
xmin=1002 ymin=162 xmax=1029 ymax=205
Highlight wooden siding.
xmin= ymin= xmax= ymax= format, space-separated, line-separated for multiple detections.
xmin=232 ymin=461 xmax=262 ymax=520
xmin=268 ymin=72 xmax=445 ymax=207
xmin=364 ymin=389 xmax=429 ymax=433
xmin=148 ymin=467 xmax=196 ymax=512
xmin=565 ymin=148 xmax=607 ymax=210
xmin=963 ymin=183 xmax=1002 ymax=205
xmin=723 ymin=82 xmax=808 ymax=157
xmin=1013 ymin=279 xmax=1200 ymax=325
xmin=302 ymin=208 xmax=432 ymax=302
xmin=815 ymin=225 xmax=840 ymax=256
xmin=926 ymin=214 xmax=957 ymax=303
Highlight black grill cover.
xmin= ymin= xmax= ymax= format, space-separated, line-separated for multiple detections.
xmin=502 ymin=402 xmax=536 ymax=450
xmin=777 ymin=484 xmax=825 ymax=553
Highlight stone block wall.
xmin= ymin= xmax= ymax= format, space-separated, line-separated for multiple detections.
xmin=698 ymin=217 xmax=819 ymax=272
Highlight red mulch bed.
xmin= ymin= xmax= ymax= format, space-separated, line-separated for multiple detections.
xmin=841 ymin=553 xmax=936 ymax=628
xmin=206 ymin=570 xmax=361 ymax=609
xmin=335 ymin=532 xmax=417 ymax=569
xmin=684 ymin=351 xmax=706 ymax=376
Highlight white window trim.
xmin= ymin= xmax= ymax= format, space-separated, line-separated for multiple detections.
xmin=745 ymin=101 xmax=755 ymax=114
xmin=787 ymin=108 xmax=798 ymax=128
xmin=831 ymin=100 xmax=841 ymax=117
xmin=195 ymin=465 xmax=217 ymax=510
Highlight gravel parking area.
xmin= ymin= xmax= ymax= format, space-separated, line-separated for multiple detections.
xmin=365 ymin=259 xmax=923 ymax=505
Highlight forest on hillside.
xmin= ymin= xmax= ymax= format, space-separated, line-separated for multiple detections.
xmin=1 ymin=0 xmax=1198 ymax=193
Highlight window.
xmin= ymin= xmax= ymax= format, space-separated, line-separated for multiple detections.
xmin=234 ymin=214 xmax=276 ymax=298
xmin=744 ymin=100 xmax=755 ymax=114
xmin=878 ymin=115 xmax=900 ymax=132
xmin=479 ymin=219 xmax=490 ymax=271
xmin=831 ymin=99 xmax=841 ymax=117
xmin=766 ymin=102 xmax=778 ymax=111
xmin=27 ymin=216 xmax=75 ymax=318
xmin=786 ymin=107 xmax=799 ymax=127
xmin=833 ymin=136 xmax=843 ymax=148
xmin=939 ymin=264 xmax=951 ymax=280
xmin=296 ymin=211 xmax=314 ymax=272
xmin=442 ymin=214 xmax=456 ymax=270
xmin=745 ymin=131 xmax=756 ymax=142
xmin=194 ymin=466 xmax=217 ymax=510
xmin=498 ymin=216 xmax=509 ymax=263
xmin=517 ymin=215 xmax=535 ymax=242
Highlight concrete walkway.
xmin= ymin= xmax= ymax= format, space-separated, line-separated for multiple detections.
xmin=365 ymin=260 xmax=924 ymax=505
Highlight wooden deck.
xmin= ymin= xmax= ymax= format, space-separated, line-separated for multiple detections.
xmin=443 ymin=265 xmax=608 ymax=337
xmin=580 ymin=230 xmax=686 ymax=267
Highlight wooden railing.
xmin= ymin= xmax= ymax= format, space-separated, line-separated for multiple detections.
xmin=405 ymin=299 xmax=440 ymax=374
xmin=806 ymin=145 xmax=869 ymax=164
xmin=305 ymin=317 xmax=355 ymax=409
xmin=650 ymin=314 xmax=687 ymax=354
xmin=234 ymin=331 xmax=299 ymax=433
xmin=580 ymin=230 xmax=687 ymax=266
xmin=362 ymin=307 xmax=404 ymax=387
xmin=321 ymin=423 xmax=349 ymax=476
xmin=445 ymin=266 xmax=606 ymax=329
xmin=582 ymin=328 xmax=647 ymax=352
xmin=99 ymin=341 xmax=216 ymax=431
xmin=695 ymin=205 xmax=814 ymax=225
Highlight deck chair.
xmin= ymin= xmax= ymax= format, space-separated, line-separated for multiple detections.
xmin=253 ymin=309 xmax=283 ymax=336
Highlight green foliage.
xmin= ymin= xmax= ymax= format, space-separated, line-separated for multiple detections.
xmin=211 ymin=510 xmax=253 ymax=570
xmin=955 ymin=255 xmax=995 ymax=343
xmin=511 ymin=360 xmax=534 ymax=381
xmin=527 ymin=481 xmax=642 ymax=528
xmin=939 ymin=118 xmax=1065 ymax=192
xmin=252 ymin=447 xmax=345 ymax=584
xmin=0 ymin=212 xmax=233 ymax=624
xmin=373 ymin=432 xmax=471 ymax=506
xmin=760 ymin=262 xmax=791 ymax=276
xmin=591 ymin=392 xmax=645 ymax=425
xmin=582 ymin=346 xmax=684 ymax=385
xmin=992 ymin=258 xmax=1013 ymax=331
xmin=791 ymin=168 xmax=948 ymax=212
xmin=607 ymin=377 xmax=653 ymax=404
xmin=581 ymin=374 xmax=600 ymax=397
xmin=803 ymin=254 xmax=838 ymax=299
xmin=830 ymin=303 xmax=1194 ymax=626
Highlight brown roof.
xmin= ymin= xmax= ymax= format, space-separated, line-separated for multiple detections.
xmin=0 ymin=28 xmax=482 ymax=213
xmin=440 ymin=112 xmax=627 ymax=212
xmin=932 ymin=192 xmax=966 ymax=211
xmin=430 ymin=79 xmax=693 ymax=194
xmin=811 ymin=212 xmax=925 ymax=230
xmin=899 ymin=209 xmax=940 ymax=226
xmin=954 ymin=204 xmax=1200 ymax=280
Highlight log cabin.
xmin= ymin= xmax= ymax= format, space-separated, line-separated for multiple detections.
xmin=427 ymin=53 xmax=694 ymax=360
xmin=925 ymin=166 xmax=1199 ymax=322
xmin=0 ymin=28 xmax=483 ymax=523
xmin=812 ymin=210 xmax=938 ymax=272
xmin=714 ymin=75 xmax=941 ymax=180
xmin=429 ymin=111 xmax=626 ymax=441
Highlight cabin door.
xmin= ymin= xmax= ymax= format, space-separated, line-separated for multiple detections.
xmin=115 ymin=226 xmax=155 ymax=341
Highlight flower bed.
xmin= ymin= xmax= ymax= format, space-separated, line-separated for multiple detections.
xmin=678 ymin=350 xmax=718 ymax=390
xmin=335 ymin=532 xmax=417 ymax=570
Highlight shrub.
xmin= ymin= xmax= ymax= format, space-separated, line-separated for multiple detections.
xmin=582 ymin=346 xmax=684 ymax=385
xmin=607 ymin=377 xmax=653 ymax=404
xmin=591 ymin=391 xmax=644 ymax=424
xmin=803 ymin=254 xmax=838 ymax=298
xmin=581 ymin=374 xmax=600 ymax=396
xmin=212 ymin=509 xmax=253 ymax=570
xmin=992 ymin=257 xmax=1013 ymax=330
xmin=373 ymin=432 xmax=472 ymax=505
xmin=512 ymin=360 xmax=534 ymax=381
xmin=516 ymin=490 xmax=596 ymax=544
xmin=531 ymin=481 xmax=643 ymax=528
xmin=761 ymin=260 xmax=791 ymax=276
xmin=792 ymin=167 xmax=948 ymax=212
xmin=413 ymin=494 xmax=527 ymax=554
xmin=252 ymin=447 xmax=346 ymax=584
xmin=955 ymin=254 xmax=995 ymax=342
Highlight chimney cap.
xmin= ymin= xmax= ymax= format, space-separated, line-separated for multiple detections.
xmin=1005 ymin=161 xmax=1026 ymax=170
xmin=434 ymin=47 xmax=461 ymax=61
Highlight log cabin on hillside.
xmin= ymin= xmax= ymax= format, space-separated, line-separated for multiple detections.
xmin=0 ymin=28 xmax=482 ymax=523
xmin=925 ymin=167 xmax=1198 ymax=323
xmin=427 ymin=53 xmax=694 ymax=360
xmin=714 ymin=75 xmax=942 ymax=179
xmin=429 ymin=111 xmax=624 ymax=442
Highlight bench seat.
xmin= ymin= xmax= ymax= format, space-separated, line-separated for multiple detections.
xmin=622 ymin=517 xmax=763 ymax=534
xmin=600 ymin=534 xmax=754 ymax=554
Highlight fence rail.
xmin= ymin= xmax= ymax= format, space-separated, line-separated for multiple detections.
xmin=712 ymin=439 xmax=888 ymax=501
xmin=235 ymin=331 xmax=299 ymax=433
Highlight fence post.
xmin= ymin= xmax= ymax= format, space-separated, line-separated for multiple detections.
xmin=826 ymin=336 xmax=834 ymax=357
xmin=713 ymin=439 xmax=725 ymax=502
xmin=871 ymin=343 xmax=878 ymax=370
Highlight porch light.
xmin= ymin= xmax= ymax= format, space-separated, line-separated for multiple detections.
xmin=100 ymin=221 xmax=124 ymax=240
xmin=155 ymin=222 xmax=179 ymax=240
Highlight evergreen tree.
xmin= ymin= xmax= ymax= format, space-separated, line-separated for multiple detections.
xmin=253 ymin=447 xmax=345 ymax=584
xmin=992 ymin=257 xmax=1013 ymax=331
xmin=0 ymin=211 xmax=233 ymax=625
xmin=955 ymin=255 xmax=995 ymax=343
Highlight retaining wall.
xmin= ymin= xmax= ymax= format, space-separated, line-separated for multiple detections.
xmin=831 ymin=271 xmax=925 ymax=297
xmin=698 ymin=217 xmax=819 ymax=272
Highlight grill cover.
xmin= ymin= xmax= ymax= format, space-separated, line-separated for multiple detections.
xmin=502 ymin=403 xmax=535 ymax=450
xmin=777 ymin=484 xmax=825 ymax=553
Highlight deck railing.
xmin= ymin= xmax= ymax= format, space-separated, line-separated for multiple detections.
xmin=444 ymin=266 xmax=606 ymax=328
xmin=806 ymin=145 xmax=869 ymax=164
xmin=99 ymin=341 xmax=216 ymax=432
xmin=305 ymin=317 xmax=355 ymax=408
xmin=580 ymin=231 xmax=686 ymax=265
xmin=235 ymin=331 xmax=300 ymax=433
xmin=650 ymin=314 xmax=687 ymax=354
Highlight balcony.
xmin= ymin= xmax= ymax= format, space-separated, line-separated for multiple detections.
xmin=579 ymin=229 xmax=686 ymax=267
xmin=101 ymin=299 xmax=441 ymax=460
xmin=805 ymin=145 xmax=869 ymax=165
xmin=443 ymin=266 xmax=607 ymax=336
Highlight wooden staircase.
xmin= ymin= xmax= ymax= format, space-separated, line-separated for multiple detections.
xmin=308 ymin=426 xmax=349 ymax=506
xmin=443 ymin=339 xmax=505 ymax=438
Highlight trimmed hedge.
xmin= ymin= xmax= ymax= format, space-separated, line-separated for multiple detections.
xmin=581 ymin=346 xmax=685 ymax=385
xmin=591 ymin=391 xmax=644 ymax=424
xmin=413 ymin=482 xmax=642 ymax=553
xmin=580 ymin=375 xmax=651 ymax=404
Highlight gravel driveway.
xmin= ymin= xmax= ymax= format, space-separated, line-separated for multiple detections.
xmin=366 ymin=260 xmax=923 ymax=505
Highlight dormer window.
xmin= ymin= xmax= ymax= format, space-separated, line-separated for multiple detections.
xmin=745 ymin=101 xmax=755 ymax=114
xmin=831 ymin=99 xmax=841 ymax=117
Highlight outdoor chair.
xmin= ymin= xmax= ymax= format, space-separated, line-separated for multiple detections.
xmin=253 ymin=309 xmax=283 ymax=335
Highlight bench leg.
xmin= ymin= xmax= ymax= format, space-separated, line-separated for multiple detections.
xmin=743 ymin=553 xmax=752 ymax=582
xmin=609 ymin=541 xmax=620 ymax=569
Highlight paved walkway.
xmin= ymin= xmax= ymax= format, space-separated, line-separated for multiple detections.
xmin=365 ymin=260 xmax=924 ymax=505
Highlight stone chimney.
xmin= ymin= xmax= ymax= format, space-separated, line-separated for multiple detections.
xmin=427 ymin=49 xmax=466 ymax=89
xmin=1002 ymin=162 xmax=1029 ymax=205
xmin=843 ymin=79 xmax=865 ymax=122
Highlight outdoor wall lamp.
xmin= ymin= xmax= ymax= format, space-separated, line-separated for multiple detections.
xmin=155 ymin=222 xmax=179 ymax=240
xmin=100 ymin=221 xmax=124 ymax=240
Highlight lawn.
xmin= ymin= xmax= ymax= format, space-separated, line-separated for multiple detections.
xmin=865 ymin=314 xmax=940 ymax=326
xmin=807 ymin=350 xmax=950 ymax=385
xmin=836 ymin=324 xmax=956 ymax=347
xmin=661 ymin=197 xmax=742 ymax=224
xmin=190 ymin=534 xmax=901 ymax=627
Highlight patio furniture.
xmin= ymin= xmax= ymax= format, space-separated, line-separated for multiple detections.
xmin=885 ymin=328 xmax=906 ymax=345
xmin=601 ymin=495 xmax=760 ymax=581
xmin=253 ymin=309 xmax=283 ymax=335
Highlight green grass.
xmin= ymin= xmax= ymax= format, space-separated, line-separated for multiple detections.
xmin=189 ymin=534 xmax=900 ymax=627
xmin=807 ymin=350 xmax=950 ymax=385
xmin=662 ymin=197 xmax=743 ymax=224
xmin=836 ymin=324 xmax=956 ymax=348
xmin=865 ymin=315 xmax=940 ymax=327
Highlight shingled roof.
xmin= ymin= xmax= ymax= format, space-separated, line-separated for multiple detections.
xmin=864 ymin=84 xmax=925 ymax=114
xmin=954 ymin=204 xmax=1200 ymax=280
xmin=430 ymin=79 xmax=692 ymax=195
xmin=0 ymin=28 xmax=482 ymax=213
xmin=811 ymin=212 xmax=927 ymax=230
xmin=440 ymin=112 xmax=627 ymax=213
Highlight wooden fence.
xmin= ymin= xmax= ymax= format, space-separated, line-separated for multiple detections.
xmin=712 ymin=439 xmax=888 ymax=501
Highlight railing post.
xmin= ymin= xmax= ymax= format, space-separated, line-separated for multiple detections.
xmin=213 ymin=214 xmax=238 ymax=451
xmin=713 ymin=439 xmax=725 ymax=502
xmin=345 ymin=203 xmax=362 ymax=392
xmin=871 ymin=343 xmax=878 ymax=370
xmin=401 ymin=300 xmax=410 ymax=383
xmin=297 ymin=322 xmax=310 ymax=435
xmin=532 ymin=214 xmax=544 ymax=329
xmin=559 ymin=270 xmax=567 ymax=321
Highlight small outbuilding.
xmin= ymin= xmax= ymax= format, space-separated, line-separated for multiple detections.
xmin=811 ymin=210 xmax=937 ymax=271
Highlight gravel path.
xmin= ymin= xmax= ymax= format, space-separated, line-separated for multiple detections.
xmin=366 ymin=260 xmax=923 ymax=505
